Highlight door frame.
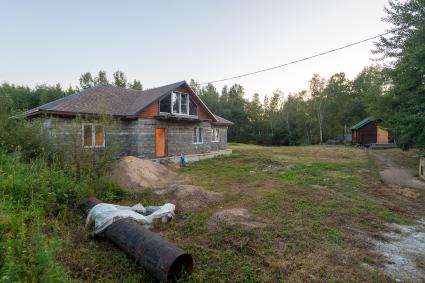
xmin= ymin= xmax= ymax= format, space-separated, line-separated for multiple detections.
xmin=155 ymin=127 xmax=167 ymax=157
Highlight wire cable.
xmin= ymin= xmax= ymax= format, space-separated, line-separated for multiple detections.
xmin=200 ymin=30 xmax=392 ymax=85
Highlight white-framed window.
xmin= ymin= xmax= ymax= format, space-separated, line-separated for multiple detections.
xmin=160 ymin=92 xmax=198 ymax=116
xmin=193 ymin=127 xmax=203 ymax=144
xmin=172 ymin=92 xmax=189 ymax=115
xmin=82 ymin=123 xmax=105 ymax=148
xmin=212 ymin=128 xmax=220 ymax=142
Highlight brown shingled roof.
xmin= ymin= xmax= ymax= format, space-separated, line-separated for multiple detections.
xmin=26 ymin=81 xmax=233 ymax=126
xmin=212 ymin=114 xmax=234 ymax=126
xmin=26 ymin=81 xmax=182 ymax=117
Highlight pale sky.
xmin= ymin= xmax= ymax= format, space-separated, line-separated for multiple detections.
xmin=0 ymin=0 xmax=390 ymax=100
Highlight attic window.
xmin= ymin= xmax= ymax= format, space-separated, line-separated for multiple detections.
xmin=160 ymin=94 xmax=171 ymax=113
xmin=189 ymin=97 xmax=197 ymax=116
xmin=160 ymin=92 xmax=198 ymax=116
xmin=173 ymin=92 xmax=189 ymax=115
xmin=82 ymin=123 xmax=105 ymax=148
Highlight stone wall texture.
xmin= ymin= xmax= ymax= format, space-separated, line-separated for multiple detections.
xmin=42 ymin=116 xmax=228 ymax=159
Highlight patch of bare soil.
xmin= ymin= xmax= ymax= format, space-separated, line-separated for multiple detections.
xmin=383 ymin=184 xmax=422 ymax=200
xmin=369 ymin=150 xmax=425 ymax=190
xmin=373 ymin=219 xmax=425 ymax=281
xmin=154 ymin=184 xmax=224 ymax=211
xmin=109 ymin=156 xmax=181 ymax=190
xmin=207 ymin=208 xmax=267 ymax=230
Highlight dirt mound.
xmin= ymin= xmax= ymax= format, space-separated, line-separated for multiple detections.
xmin=109 ymin=157 xmax=223 ymax=211
xmin=110 ymin=156 xmax=179 ymax=190
xmin=155 ymin=185 xmax=224 ymax=211
xmin=208 ymin=208 xmax=267 ymax=230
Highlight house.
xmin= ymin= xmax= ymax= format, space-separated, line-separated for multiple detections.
xmin=26 ymin=81 xmax=233 ymax=160
xmin=351 ymin=117 xmax=389 ymax=145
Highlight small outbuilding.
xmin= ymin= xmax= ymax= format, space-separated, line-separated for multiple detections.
xmin=351 ymin=117 xmax=389 ymax=145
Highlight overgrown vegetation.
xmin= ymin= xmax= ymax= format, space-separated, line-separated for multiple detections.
xmin=0 ymin=151 xmax=127 ymax=282
xmin=0 ymin=87 xmax=129 ymax=281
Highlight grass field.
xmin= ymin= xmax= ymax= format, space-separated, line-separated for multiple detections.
xmin=55 ymin=144 xmax=425 ymax=282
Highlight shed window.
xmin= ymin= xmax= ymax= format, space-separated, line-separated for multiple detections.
xmin=193 ymin=127 xmax=203 ymax=144
xmin=212 ymin=128 xmax=220 ymax=142
xmin=82 ymin=123 xmax=105 ymax=148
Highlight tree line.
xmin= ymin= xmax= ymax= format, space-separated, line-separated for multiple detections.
xmin=190 ymin=66 xmax=385 ymax=146
xmin=0 ymin=0 xmax=423 ymax=150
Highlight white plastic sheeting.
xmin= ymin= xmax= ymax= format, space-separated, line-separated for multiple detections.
xmin=86 ymin=202 xmax=175 ymax=235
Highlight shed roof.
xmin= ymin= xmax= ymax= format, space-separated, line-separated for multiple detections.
xmin=350 ymin=117 xmax=381 ymax=130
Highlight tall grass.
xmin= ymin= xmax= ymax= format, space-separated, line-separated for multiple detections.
xmin=0 ymin=153 xmax=73 ymax=282
xmin=0 ymin=151 xmax=126 ymax=282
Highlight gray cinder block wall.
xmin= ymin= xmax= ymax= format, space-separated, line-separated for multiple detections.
xmin=41 ymin=116 xmax=228 ymax=159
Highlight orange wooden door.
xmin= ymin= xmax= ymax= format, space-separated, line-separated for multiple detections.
xmin=155 ymin=128 xmax=166 ymax=157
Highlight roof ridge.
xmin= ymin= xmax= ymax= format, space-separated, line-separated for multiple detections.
xmin=125 ymin=81 xmax=187 ymax=115
xmin=140 ymin=80 xmax=186 ymax=92
xmin=350 ymin=116 xmax=377 ymax=130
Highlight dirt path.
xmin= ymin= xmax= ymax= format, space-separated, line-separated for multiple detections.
xmin=374 ymin=220 xmax=425 ymax=281
xmin=369 ymin=150 xmax=425 ymax=190
xmin=369 ymin=149 xmax=425 ymax=281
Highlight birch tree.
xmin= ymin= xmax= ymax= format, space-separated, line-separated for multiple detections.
xmin=309 ymin=74 xmax=326 ymax=143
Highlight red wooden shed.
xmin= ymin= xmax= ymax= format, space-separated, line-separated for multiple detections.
xmin=351 ymin=117 xmax=389 ymax=145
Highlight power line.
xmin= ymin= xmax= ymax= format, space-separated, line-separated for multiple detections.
xmin=200 ymin=30 xmax=392 ymax=85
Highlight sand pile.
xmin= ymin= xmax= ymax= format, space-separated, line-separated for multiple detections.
xmin=208 ymin=208 xmax=267 ymax=230
xmin=110 ymin=156 xmax=224 ymax=211
xmin=110 ymin=156 xmax=179 ymax=190
xmin=155 ymin=185 xmax=224 ymax=211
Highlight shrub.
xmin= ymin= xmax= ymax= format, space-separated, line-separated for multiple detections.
xmin=0 ymin=116 xmax=54 ymax=161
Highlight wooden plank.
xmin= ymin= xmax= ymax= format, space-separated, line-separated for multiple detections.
xmin=377 ymin=127 xmax=389 ymax=144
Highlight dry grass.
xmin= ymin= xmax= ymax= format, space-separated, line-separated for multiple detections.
xmin=56 ymin=144 xmax=425 ymax=282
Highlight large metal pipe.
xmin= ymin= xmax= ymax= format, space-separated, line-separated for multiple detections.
xmin=87 ymin=197 xmax=193 ymax=282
